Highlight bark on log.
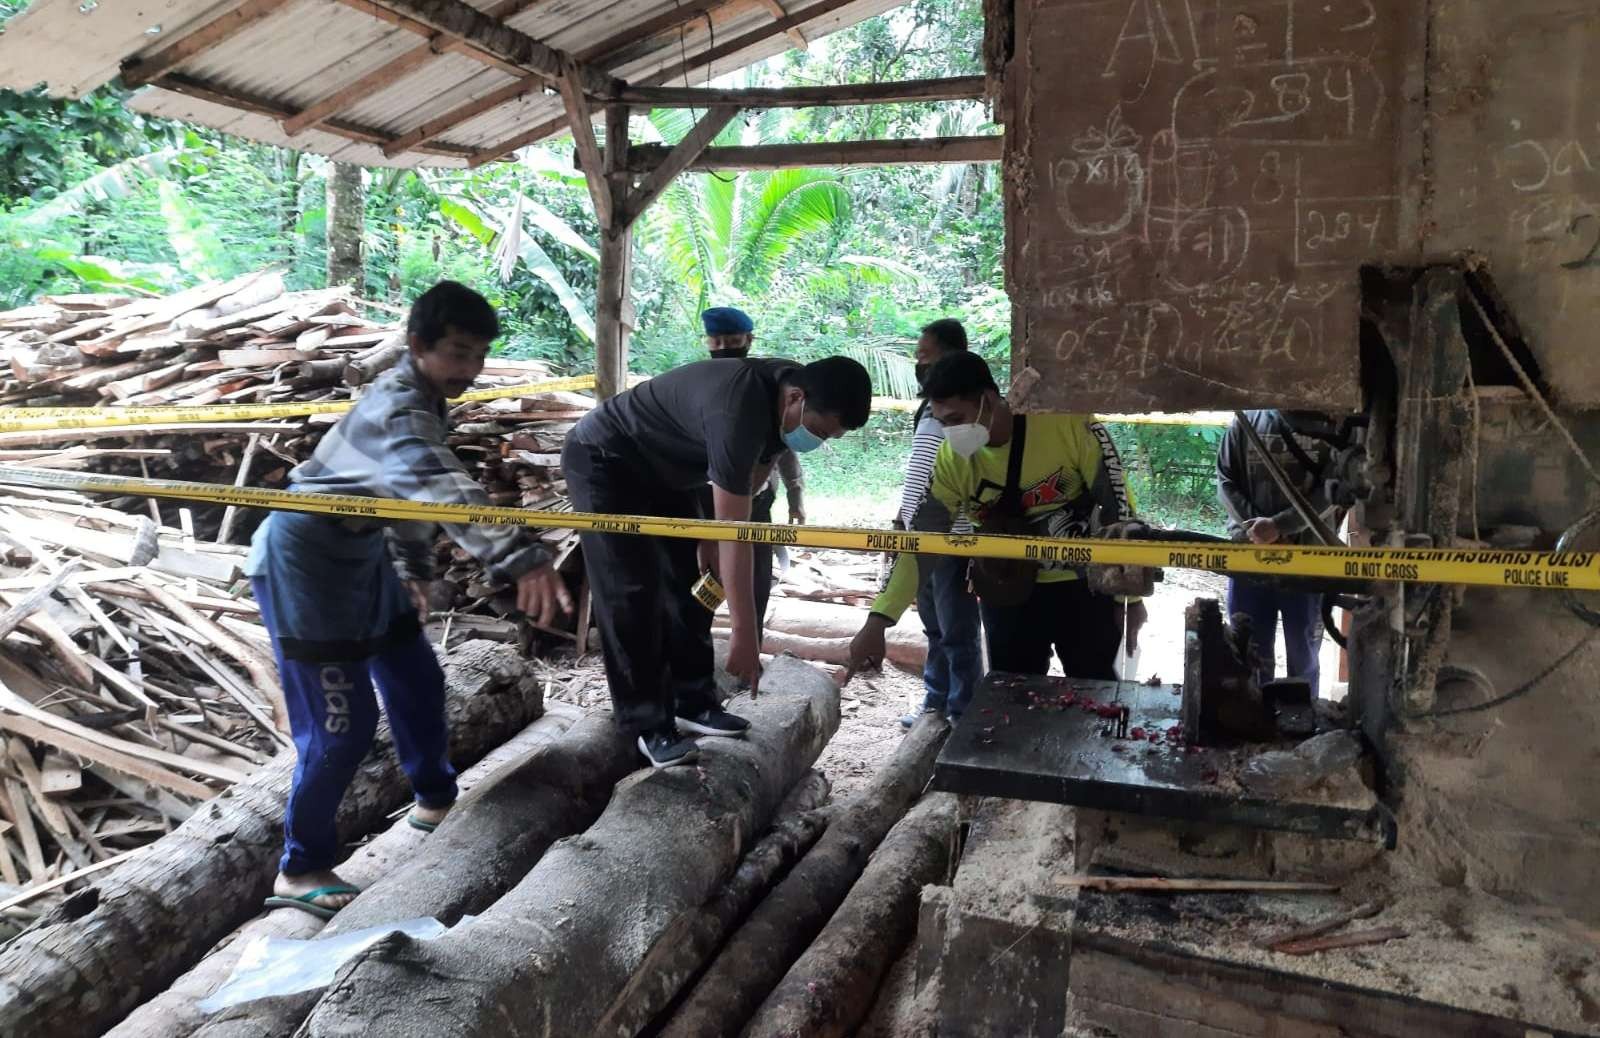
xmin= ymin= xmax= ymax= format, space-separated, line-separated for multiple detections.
xmin=192 ymin=710 xmax=638 ymax=1038
xmin=107 ymin=705 xmax=582 ymax=1038
xmin=659 ymin=712 xmax=949 ymax=1038
xmin=743 ymin=794 xmax=960 ymax=1038
xmin=299 ymin=656 xmax=841 ymax=1037
xmin=0 ymin=640 xmax=544 ymax=1038
xmin=600 ymin=770 xmax=834 ymax=1036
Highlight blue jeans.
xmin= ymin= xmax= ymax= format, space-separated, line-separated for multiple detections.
xmin=1226 ymin=579 xmax=1325 ymax=696
xmin=918 ymin=556 xmax=984 ymax=719
xmin=254 ymin=579 xmax=457 ymax=875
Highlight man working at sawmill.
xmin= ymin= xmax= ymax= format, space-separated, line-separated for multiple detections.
xmin=563 ymin=354 xmax=872 ymax=768
xmin=699 ymin=305 xmax=807 ymax=633
xmin=897 ymin=318 xmax=984 ymax=727
xmin=246 ymin=280 xmax=572 ymax=919
xmin=1216 ymin=410 xmax=1349 ymax=695
xmin=847 ymin=350 xmax=1145 ymax=685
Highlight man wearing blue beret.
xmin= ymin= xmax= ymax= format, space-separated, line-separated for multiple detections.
xmin=698 ymin=307 xmax=806 ymax=635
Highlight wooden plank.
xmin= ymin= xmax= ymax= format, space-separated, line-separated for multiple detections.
xmin=560 ymin=54 xmax=613 ymax=228
xmin=758 ymin=0 xmax=809 ymax=49
xmin=383 ymin=73 xmax=545 ymax=157
xmin=0 ymin=847 xmax=141 ymax=914
xmin=0 ymin=695 xmax=232 ymax=796
xmin=621 ymin=106 xmax=740 ymax=227
xmin=4 ymin=779 xmax=45 ymax=878
xmin=1054 ymin=876 xmax=1340 ymax=894
xmin=155 ymin=73 xmax=476 ymax=159
xmin=282 ymin=41 xmax=441 ymax=136
xmin=337 ymin=0 xmax=607 ymax=92
xmin=643 ymin=0 xmax=859 ymax=88
xmin=624 ymin=134 xmax=1002 ymax=173
xmin=38 ymin=755 xmax=81 ymax=797
xmin=121 ymin=0 xmax=298 ymax=86
xmin=614 ymin=76 xmax=987 ymax=109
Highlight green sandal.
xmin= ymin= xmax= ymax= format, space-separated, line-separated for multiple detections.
xmin=407 ymin=812 xmax=439 ymax=833
xmin=263 ymin=884 xmax=362 ymax=920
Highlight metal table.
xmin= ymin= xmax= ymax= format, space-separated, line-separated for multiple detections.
xmin=931 ymin=673 xmax=1391 ymax=843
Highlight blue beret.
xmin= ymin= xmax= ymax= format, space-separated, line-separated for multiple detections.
xmin=701 ymin=306 xmax=754 ymax=335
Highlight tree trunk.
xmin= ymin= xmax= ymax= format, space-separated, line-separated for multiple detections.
xmin=325 ymin=162 xmax=365 ymax=290
xmin=0 ymin=640 xmax=544 ymax=1038
xmin=193 ymin=710 xmax=638 ymax=1038
xmin=299 ymin=656 xmax=840 ymax=1037
xmin=743 ymin=794 xmax=960 ymax=1038
xmin=600 ymin=770 xmax=834 ymax=1036
xmin=658 ymin=712 xmax=949 ymax=1038
xmin=106 ymin=705 xmax=582 ymax=1038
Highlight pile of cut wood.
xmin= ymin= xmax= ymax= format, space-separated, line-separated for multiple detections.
xmin=0 ymin=270 xmax=595 ymax=639
xmin=0 ymin=482 xmax=287 ymax=938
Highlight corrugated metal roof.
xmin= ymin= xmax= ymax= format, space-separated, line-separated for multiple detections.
xmin=1 ymin=0 xmax=910 ymax=167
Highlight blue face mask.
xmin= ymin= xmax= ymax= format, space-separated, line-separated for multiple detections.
xmin=783 ymin=413 xmax=825 ymax=453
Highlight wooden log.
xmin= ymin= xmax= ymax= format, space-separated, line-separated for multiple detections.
xmin=108 ymin=705 xmax=582 ymax=1038
xmin=0 ymin=640 xmax=544 ymax=1038
xmin=600 ymin=770 xmax=833 ymax=1036
xmin=192 ymin=710 xmax=637 ymax=1038
xmin=743 ymin=793 xmax=960 ymax=1038
xmin=658 ymin=711 xmax=949 ymax=1038
xmin=342 ymin=334 xmax=407 ymax=387
xmin=299 ymin=656 xmax=840 ymax=1037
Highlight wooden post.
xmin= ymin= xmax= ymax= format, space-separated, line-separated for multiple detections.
xmin=594 ymin=102 xmax=633 ymax=400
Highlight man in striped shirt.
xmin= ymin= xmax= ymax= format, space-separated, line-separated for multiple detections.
xmin=894 ymin=319 xmax=983 ymax=726
xmin=246 ymin=281 xmax=570 ymax=918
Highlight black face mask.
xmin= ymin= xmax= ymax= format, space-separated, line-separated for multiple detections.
xmin=711 ymin=347 xmax=750 ymax=360
xmin=915 ymin=363 xmax=931 ymax=387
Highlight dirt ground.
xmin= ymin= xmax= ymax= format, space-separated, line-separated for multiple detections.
xmin=540 ymin=555 xmax=1346 ymax=802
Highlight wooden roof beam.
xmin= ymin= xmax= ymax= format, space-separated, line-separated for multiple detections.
xmin=641 ymin=0 xmax=860 ymax=88
xmin=619 ymin=106 xmax=740 ymax=227
xmin=284 ymin=0 xmax=548 ymax=138
xmin=121 ymin=0 xmax=297 ymax=87
xmin=558 ymin=55 xmax=613 ymax=228
xmin=610 ymin=76 xmax=987 ymax=108
xmin=621 ymin=134 xmax=1002 ymax=173
xmin=757 ymin=0 xmax=809 ymax=50
xmin=157 ymin=73 xmax=476 ymax=159
xmin=343 ymin=0 xmax=615 ymax=96
xmin=388 ymin=0 xmax=742 ymax=158
xmin=464 ymin=0 xmax=849 ymax=167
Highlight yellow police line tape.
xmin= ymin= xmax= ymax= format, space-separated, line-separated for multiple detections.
xmin=0 ymin=375 xmax=1228 ymax=435
xmin=0 ymin=464 xmax=1591 ymax=592
xmin=0 ymin=375 xmax=601 ymax=434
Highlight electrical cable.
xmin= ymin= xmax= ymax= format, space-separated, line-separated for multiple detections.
xmin=1410 ymin=628 xmax=1599 ymax=718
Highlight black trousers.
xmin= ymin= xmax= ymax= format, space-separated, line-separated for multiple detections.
xmin=564 ymin=440 xmax=718 ymax=733
xmin=979 ymin=577 xmax=1121 ymax=680
xmin=695 ymin=483 xmax=776 ymax=633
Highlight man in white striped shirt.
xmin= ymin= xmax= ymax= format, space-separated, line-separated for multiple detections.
xmin=896 ymin=319 xmax=983 ymax=726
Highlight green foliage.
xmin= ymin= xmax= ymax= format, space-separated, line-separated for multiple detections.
xmin=1104 ymin=423 xmax=1229 ymax=534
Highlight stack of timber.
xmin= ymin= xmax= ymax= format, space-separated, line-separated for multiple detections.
xmin=0 ymin=271 xmax=595 ymax=642
xmin=0 ymin=482 xmax=286 ymax=939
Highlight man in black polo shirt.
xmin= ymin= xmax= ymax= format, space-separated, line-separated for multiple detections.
xmin=563 ymin=355 xmax=872 ymax=767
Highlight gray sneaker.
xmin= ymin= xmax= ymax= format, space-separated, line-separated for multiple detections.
xmin=638 ymin=728 xmax=700 ymax=768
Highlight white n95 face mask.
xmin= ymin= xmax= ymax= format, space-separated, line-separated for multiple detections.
xmin=943 ymin=397 xmax=991 ymax=458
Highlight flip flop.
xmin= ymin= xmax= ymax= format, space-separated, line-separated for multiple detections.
xmin=407 ymin=812 xmax=441 ymax=833
xmin=263 ymin=884 xmax=362 ymax=920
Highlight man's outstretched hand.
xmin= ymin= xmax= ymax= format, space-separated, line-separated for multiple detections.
xmin=516 ymin=564 xmax=573 ymax=628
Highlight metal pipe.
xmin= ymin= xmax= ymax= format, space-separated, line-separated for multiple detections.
xmin=1232 ymin=412 xmax=1343 ymax=547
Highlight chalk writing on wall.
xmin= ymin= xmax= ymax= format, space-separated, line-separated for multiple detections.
xmin=1010 ymin=0 xmax=1411 ymax=412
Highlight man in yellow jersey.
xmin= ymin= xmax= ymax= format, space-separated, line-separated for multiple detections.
xmin=847 ymin=351 xmax=1146 ymax=680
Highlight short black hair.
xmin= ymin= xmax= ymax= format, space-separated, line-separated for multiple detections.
xmin=407 ymin=280 xmax=500 ymax=348
xmin=793 ymin=356 xmax=873 ymax=429
xmin=920 ymin=318 xmax=968 ymax=353
xmin=922 ymin=351 xmax=997 ymax=402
